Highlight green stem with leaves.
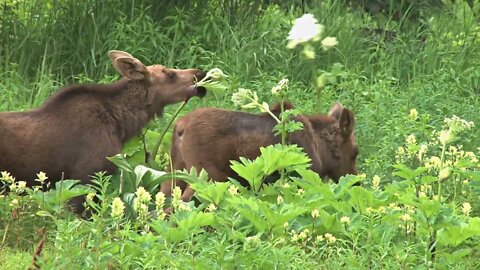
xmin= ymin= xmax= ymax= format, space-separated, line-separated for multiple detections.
xmin=430 ymin=143 xmax=447 ymax=261
xmin=150 ymin=101 xmax=187 ymax=167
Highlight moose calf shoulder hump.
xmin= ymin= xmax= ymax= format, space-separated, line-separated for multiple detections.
xmin=0 ymin=50 xmax=207 ymax=212
xmin=161 ymin=102 xmax=359 ymax=202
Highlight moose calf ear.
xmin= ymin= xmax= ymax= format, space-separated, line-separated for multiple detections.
xmin=329 ymin=103 xmax=355 ymax=138
xmin=108 ymin=50 xmax=133 ymax=64
xmin=339 ymin=108 xmax=355 ymax=138
xmin=108 ymin=50 xmax=149 ymax=81
xmin=269 ymin=101 xmax=294 ymax=116
xmin=328 ymin=102 xmax=344 ymax=120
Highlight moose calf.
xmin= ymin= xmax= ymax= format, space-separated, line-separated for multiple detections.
xmin=161 ymin=102 xmax=359 ymax=201
xmin=0 ymin=50 xmax=206 ymax=211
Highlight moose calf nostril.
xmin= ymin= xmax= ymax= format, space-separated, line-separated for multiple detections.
xmin=196 ymin=86 xmax=207 ymax=97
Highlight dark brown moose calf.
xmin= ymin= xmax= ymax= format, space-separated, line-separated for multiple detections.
xmin=0 ymin=50 xmax=206 ymax=211
xmin=161 ymin=102 xmax=359 ymax=202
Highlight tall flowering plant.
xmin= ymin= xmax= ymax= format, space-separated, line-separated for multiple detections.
xmin=286 ymin=13 xmax=342 ymax=111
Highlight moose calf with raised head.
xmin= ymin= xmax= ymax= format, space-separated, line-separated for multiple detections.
xmin=0 ymin=50 xmax=207 ymax=211
xmin=161 ymin=102 xmax=359 ymax=202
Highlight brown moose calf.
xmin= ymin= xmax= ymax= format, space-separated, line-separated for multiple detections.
xmin=0 ymin=50 xmax=206 ymax=210
xmin=161 ymin=102 xmax=359 ymax=202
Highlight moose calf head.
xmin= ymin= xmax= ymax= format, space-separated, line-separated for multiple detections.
xmin=108 ymin=50 xmax=207 ymax=116
xmin=318 ymin=103 xmax=358 ymax=182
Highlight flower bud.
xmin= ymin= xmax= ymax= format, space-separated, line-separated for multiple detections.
xmin=438 ymin=167 xmax=452 ymax=181
xmin=321 ymin=37 xmax=338 ymax=50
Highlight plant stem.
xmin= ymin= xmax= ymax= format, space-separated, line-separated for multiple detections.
xmin=58 ymin=173 xmax=64 ymax=216
xmin=264 ymin=108 xmax=281 ymax=124
xmin=150 ymin=101 xmax=188 ymax=167
xmin=437 ymin=144 xmax=447 ymax=201
xmin=309 ymin=59 xmax=321 ymax=112
xmin=429 ymin=144 xmax=446 ymax=261
xmin=279 ymin=100 xmax=286 ymax=183
xmin=280 ymin=100 xmax=286 ymax=145
xmin=0 ymin=217 xmax=11 ymax=248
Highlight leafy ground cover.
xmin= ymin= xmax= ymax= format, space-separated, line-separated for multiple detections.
xmin=1 ymin=0 xmax=480 ymax=269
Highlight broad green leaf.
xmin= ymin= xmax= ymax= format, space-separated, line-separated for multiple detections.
xmin=317 ymin=210 xmax=342 ymax=232
xmin=334 ymin=174 xmax=363 ymax=199
xmin=461 ymin=170 xmax=480 ymax=181
xmin=348 ymin=187 xmax=377 ymax=213
xmin=162 ymin=168 xmax=210 ymax=186
xmin=108 ymin=154 xmax=134 ymax=173
xmin=295 ymin=168 xmax=324 ymax=185
xmin=230 ymin=157 xmax=265 ymax=191
xmin=32 ymin=180 xmax=92 ymax=213
xmin=190 ymin=181 xmax=231 ymax=205
xmin=162 ymin=227 xmax=190 ymax=243
xmin=227 ymin=196 xmax=267 ymax=232
xmin=420 ymin=175 xmax=438 ymax=185
xmin=294 ymin=169 xmax=335 ymax=203
xmin=175 ymin=211 xmax=215 ymax=231
xmin=133 ymin=165 xmax=167 ymax=189
xmin=392 ymin=164 xmax=427 ymax=180
xmin=260 ymin=144 xmax=310 ymax=175
xmin=122 ymin=135 xmax=143 ymax=157
xmin=259 ymin=202 xmax=307 ymax=229
xmin=417 ymin=196 xmax=442 ymax=219
xmin=438 ymin=248 xmax=473 ymax=265
xmin=437 ymin=217 xmax=480 ymax=247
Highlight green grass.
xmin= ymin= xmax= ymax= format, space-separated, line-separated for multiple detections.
xmin=2 ymin=0 xmax=480 ymax=269
xmin=0 ymin=246 xmax=32 ymax=270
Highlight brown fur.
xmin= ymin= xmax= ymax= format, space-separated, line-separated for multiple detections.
xmin=161 ymin=102 xmax=359 ymax=201
xmin=0 ymin=50 xmax=206 ymax=210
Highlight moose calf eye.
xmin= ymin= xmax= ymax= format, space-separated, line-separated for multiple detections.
xmin=167 ymin=72 xmax=177 ymax=80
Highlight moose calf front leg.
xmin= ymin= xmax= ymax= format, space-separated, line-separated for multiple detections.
xmin=180 ymin=186 xmax=196 ymax=202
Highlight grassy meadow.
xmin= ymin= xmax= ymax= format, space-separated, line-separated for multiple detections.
xmin=1 ymin=0 xmax=480 ymax=269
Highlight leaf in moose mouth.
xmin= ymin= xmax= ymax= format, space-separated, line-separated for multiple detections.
xmin=195 ymin=68 xmax=229 ymax=94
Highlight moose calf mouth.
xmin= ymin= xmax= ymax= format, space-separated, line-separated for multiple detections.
xmin=185 ymin=85 xmax=207 ymax=102
xmin=195 ymin=86 xmax=207 ymax=97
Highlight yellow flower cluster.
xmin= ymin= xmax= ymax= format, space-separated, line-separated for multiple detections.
xmin=111 ymin=197 xmax=125 ymax=219
xmin=228 ymin=185 xmax=238 ymax=195
xmin=134 ymin=187 xmax=152 ymax=221
xmin=372 ymin=175 xmax=381 ymax=190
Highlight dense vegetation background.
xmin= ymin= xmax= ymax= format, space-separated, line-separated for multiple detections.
xmin=1 ymin=0 xmax=480 ymax=269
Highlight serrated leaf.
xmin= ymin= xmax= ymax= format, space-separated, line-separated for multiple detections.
xmin=175 ymin=211 xmax=215 ymax=230
xmin=230 ymin=158 xmax=265 ymax=191
xmin=190 ymin=181 xmax=230 ymax=205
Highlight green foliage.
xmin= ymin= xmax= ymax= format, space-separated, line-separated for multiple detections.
xmin=0 ymin=246 xmax=31 ymax=270
xmin=32 ymin=180 xmax=92 ymax=214
xmin=2 ymin=0 xmax=480 ymax=269
xmin=230 ymin=144 xmax=311 ymax=191
xmin=438 ymin=217 xmax=480 ymax=247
